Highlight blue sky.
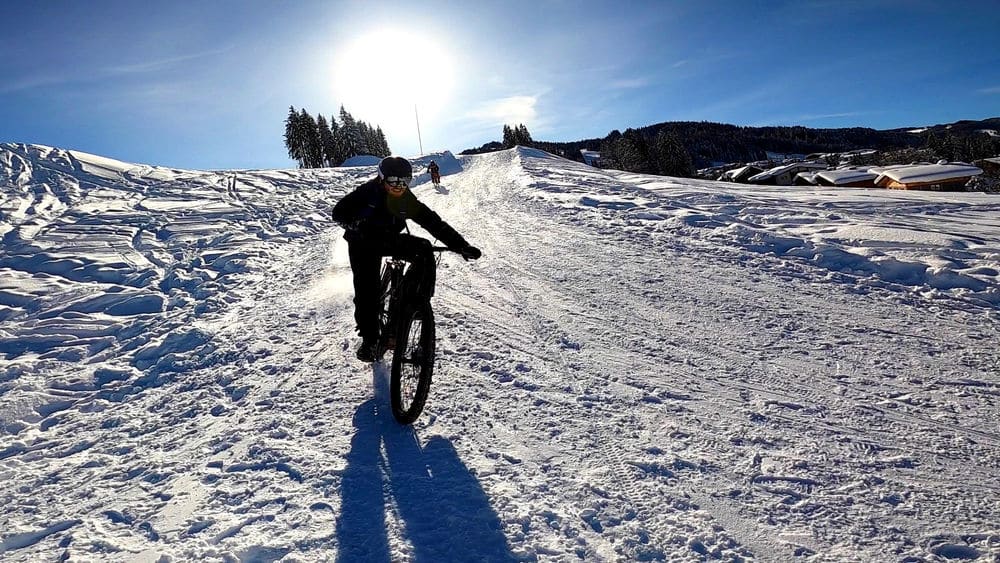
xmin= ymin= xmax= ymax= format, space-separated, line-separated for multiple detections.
xmin=1 ymin=0 xmax=998 ymax=170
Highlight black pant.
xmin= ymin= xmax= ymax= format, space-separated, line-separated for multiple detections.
xmin=348 ymin=233 xmax=436 ymax=341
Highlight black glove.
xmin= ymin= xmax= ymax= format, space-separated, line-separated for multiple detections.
xmin=459 ymin=245 xmax=482 ymax=260
xmin=337 ymin=219 xmax=362 ymax=233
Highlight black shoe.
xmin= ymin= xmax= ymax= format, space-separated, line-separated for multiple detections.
xmin=356 ymin=339 xmax=379 ymax=362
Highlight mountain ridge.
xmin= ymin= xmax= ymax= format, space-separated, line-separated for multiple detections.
xmin=465 ymin=116 xmax=1000 ymax=169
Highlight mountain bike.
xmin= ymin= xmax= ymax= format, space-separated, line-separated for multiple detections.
xmin=376 ymin=246 xmax=452 ymax=424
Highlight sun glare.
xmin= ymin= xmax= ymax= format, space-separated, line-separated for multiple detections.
xmin=331 ymin=28 xmax=456 ymax=150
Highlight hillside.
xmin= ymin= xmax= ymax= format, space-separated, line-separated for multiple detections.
xmin=1 ymin=143 xmax=999 ymax=561
xmin=467 ymin=117 xmax=1000 ymax=169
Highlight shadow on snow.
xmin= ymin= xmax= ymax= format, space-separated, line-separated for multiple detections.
xmin=336 ymin=364 xmax=516 ymax=563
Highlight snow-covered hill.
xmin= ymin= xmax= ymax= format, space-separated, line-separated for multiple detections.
xmin=1 ymin=143 xmax=999 ymax=562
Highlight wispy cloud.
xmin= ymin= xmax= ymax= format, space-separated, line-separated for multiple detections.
xmin=465 ymin=95 xmax=538 ymax=126
xmin=608 ymin=77 xmax=649 ymax=90
xmin=797 ymin=111 xmax=867 ymax=121
xmin=103 ymin=47 xmax=231 ymax=75
xmin=0 ymin=74 xmax=75 ymax=94
xmin=747 ymin=111 xmax=869 ymax=127
xmin=0 ymin=47 xmax=231 ymax=95
xmin=976 ymin=86 xmax=1000 ymax=95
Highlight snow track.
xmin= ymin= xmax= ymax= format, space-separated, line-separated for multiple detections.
xmin=1 ymin=143 xmax=998 ymax=561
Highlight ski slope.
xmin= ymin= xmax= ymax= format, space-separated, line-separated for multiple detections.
xmin=1 ymin=143 xmax=999 ymax=562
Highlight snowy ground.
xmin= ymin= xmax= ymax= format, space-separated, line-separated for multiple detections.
xmin=1 ymin=142 xmax=999 ymax=562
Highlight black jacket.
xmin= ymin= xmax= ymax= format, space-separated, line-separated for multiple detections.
xmin=331 ymin=177 xmax=468 ymax=249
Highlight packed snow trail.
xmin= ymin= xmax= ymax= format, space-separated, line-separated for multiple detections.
xmin=1 ymin=144 xmax=998 ymax=561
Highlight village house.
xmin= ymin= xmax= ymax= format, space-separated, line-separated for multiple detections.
xmin=873 ymin=162 xmax=983 ymax=191
xmin=747 ymin=161 xmax=827 ymax=185
xmin=814 ymin=167 xmax=879 ymax=188
xmin=580 ymin=149 xmax=601 ymax=167
xmin=973 ymin=156 xmax=1000 ymax=177
xmin=794 ymin=171 xmax=819 ymax=185
xmin=721 ymin=164 xmax=764 ymax=183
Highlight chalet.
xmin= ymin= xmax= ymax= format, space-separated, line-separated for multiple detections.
xmin=873 ymin=162 xmax=983 ymax=191
xmin=747 ymin=161 xmax=827 ymax=185
xmin=814 ymin=167 xmax=878 ymax=188
xmin=721 ymin=164 xmax=764 ymax=183
xmin=580 ymin=150 xmax=601 ymax=167
xmin=794 ymin=171 xmax=820 ymax=185
xmin=973 ymin=157 xmax=1000 ymax=177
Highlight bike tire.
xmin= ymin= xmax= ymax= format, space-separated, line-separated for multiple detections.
xmin=389 ymin=302 xmax=435 ymax=424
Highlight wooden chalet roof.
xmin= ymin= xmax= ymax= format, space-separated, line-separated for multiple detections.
xmin=874 ymin=163 xmax=983 ymax=185
xmin=815 ymin=168 xmax=879 ymax=185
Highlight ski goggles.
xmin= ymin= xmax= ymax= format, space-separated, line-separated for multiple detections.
xmin=384 ymin=176 xmax=411 ymax=188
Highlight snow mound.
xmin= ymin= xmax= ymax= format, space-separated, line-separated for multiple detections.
xmin=340 ymin=154 xmax=381 ymax=167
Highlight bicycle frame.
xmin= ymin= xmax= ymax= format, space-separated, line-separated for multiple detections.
xmin=377 ymin=246 xmax=451 ymax=355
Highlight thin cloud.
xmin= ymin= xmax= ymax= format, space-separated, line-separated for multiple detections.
xmin=608 ymin=78 xmax=649 ymax=90
xmin=0 ymin=74 xmax=74 ymax=94
xmin=797 ymin=111 xmax=867 ymax=121
xmin=103 ymin=47 xmax=232 ymax=75
xmin=976 ymin=86 xmax=1000 ymax=95
xmin=465 ymin=95 xmax=538 ymax=126
xmin=747 ymin=111 xmax=868 ymax=127
xmin=0 ymin=47 xmax=231 ymax=95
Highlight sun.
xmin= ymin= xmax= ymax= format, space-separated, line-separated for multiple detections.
xmin=331 ymin=28 xmax=455 ymax=146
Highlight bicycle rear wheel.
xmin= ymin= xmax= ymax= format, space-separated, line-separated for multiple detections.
xmin=390 ymin=302 xmax=435 ymax=424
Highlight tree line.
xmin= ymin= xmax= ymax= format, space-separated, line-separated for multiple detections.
xmin=461 ymin=123 xmax=694 ymax=177
xmin=460 ymin=117 xmax=1000 ymax=178
xmin=283 ymin=106 xmax=391 ymax=168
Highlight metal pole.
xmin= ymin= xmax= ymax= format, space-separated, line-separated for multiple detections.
xmin=414 ymin=104 xmax=424 ymax=156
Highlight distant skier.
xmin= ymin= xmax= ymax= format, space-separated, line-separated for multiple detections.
xmin=331 ymin=156 xmax=481 ymax=362
xmin=427 ymin=160 xmax=441 ymax=186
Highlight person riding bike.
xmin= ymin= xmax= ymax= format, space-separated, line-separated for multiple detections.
xmin=331 ymin=156 xmax=481 ymax=362
xmin=427 ymin=160 xmax=441 ymax=185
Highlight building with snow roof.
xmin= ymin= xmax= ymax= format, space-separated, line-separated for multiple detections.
xmin=873 ymin=162 xmax=982 ymax=191
xmin=794 ymin=171 xmax=820 ymax=185
xmin=747 ymin=161 xmax=828 ymax=185
xmin=973 ymin=157 xmax=1000 ymax=177
xmin=580 ymin=150 xmax=601 ymax=167
xmin=814 ymin=167 xmax=879 ymax=188
xmin=720 ymin=164 xmax=764 ymax=183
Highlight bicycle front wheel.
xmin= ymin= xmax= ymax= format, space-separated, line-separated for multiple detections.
xmin=389 ymin=303 xmax=435 ymax=424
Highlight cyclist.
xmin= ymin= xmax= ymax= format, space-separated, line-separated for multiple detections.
xmin=427 ymin=160 xmax=441 ymax=185
xmin=331 ymin=156 xmax=482 ymax=362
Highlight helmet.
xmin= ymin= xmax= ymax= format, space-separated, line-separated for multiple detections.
xmin=378 ymin=156 xmax=412 ymax=179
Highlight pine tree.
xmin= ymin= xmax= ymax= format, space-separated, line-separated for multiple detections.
xmin=283 ymin=106 xmax=307 ymax=168
xmin=515 ymin=124 xmax=534 ymax=147
xmin=339 ymin=106 xmax=366 ymax=159
xmin=357 ymin=122 xmax=373 ymax=156
xmin=502 ymin=125 xmax=515 ymax=149
xmin=599 ymin=130 xmax=623 ymax=169
xmin=331 ymin=117 xmax=350 ymax=165
xmin=617 ymin=128 xmax=653 ymax=173
xmin=375 ymin=127 xmax=390 ymax=157
xmin=299 ymin=109 xmax=323 ymax=168
xmin=317 ymin=114 xmax=336 ymax=167
xmin=651 ymin=129 xmax=694 ymax=177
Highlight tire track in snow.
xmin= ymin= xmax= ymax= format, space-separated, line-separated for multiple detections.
xmin=434 ymin=150 xmax=763 ymax=560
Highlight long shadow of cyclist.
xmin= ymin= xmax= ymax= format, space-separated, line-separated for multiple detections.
xmin=336 ymin=364 xmax=517 ymax=563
